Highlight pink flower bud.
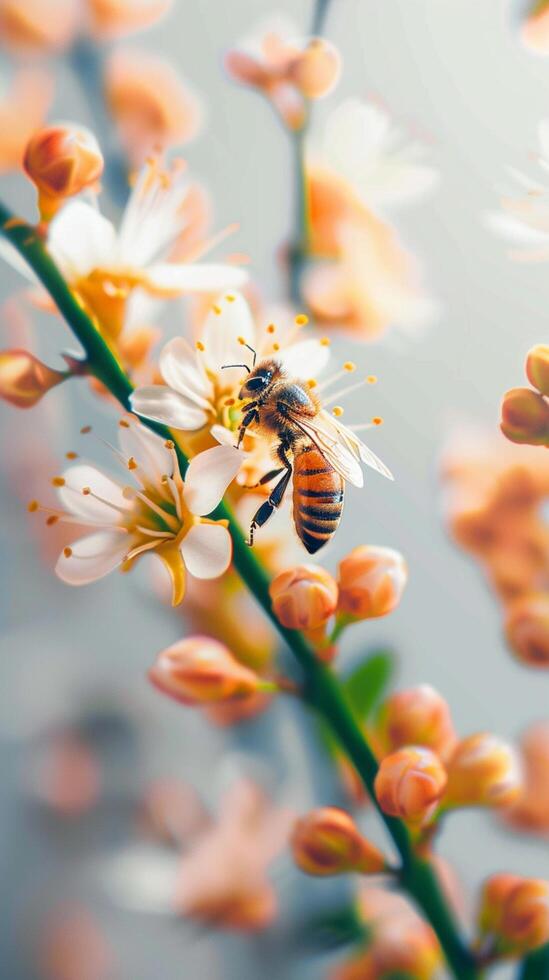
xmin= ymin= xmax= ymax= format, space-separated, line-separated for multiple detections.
xmin=0 ymin=0 xmax=78 ymax=54
xmin=500 ymin=387 xmax=549 ymax=446
xmin=374 ymin=746 xmax=447 ymax=826
xmin=0 ymin=349 xmax=66 ymax=408
xmin=526 ymin=344 xmax=549 ymax=396
xmin=445 ymin=733 xmax=522 ymax=808
xmin=291 ymin=807 xmax=385 ymax=876
xmin=87 ymin=0 xmax=172 ymax=40
xmin=479 ymin=874 xmax=549 ymax=956
xmin=337 ymin=545 xmax=407 ymax=620
xmin=24 ymin=124 xmax=104 ymax=221
xmin=148 ymin=636 xmax=263 ymax=706
xmin=375 ymin=685 xmax=457 ymax=762
xmin=269 ymin=564 xmax=338 ymax=631
xmin=505 ymin=593 xmax=549 ymax=667
xmin=288 ymin=38 xmax=341 ymax=99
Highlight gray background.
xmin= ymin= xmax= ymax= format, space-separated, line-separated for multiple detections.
xmin=0 ymin=1 xmax=548 ymax=977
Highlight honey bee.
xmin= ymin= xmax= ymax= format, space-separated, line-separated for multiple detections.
xmin=224 ymin=348 xmax=393 ymax=553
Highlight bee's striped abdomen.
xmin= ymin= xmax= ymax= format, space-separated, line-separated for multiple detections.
xmin=293 ymin=448 xmax=344 ymax=554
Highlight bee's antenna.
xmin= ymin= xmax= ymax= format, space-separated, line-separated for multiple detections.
xmin=244 ymin=344 xmax=257 ymax=368
xmin=221 ymin=363 xmax=251 ymax=373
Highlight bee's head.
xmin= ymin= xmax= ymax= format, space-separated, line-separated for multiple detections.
xmin=238 ymin=359 xmax=280 ymax=400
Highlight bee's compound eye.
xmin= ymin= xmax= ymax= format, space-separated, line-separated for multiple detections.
xmin=247 ymin=374 xmax=269 ymax=392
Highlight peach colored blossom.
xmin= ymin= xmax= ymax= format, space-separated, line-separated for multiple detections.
xmin=479 ymin=874 xmax=549 ymax=956
xmin=0 ymin=70 xmax=53 ymax=173
xmin=505 ymin=593 xmax=549 ymax=667
xmin=24 ymin=123 xmax=104 ymax=222
xmin=505 ymin=723 xmax=549 ymax=835
xmin=37 ymin=904 xmax=113 ymax=980
xmin=174 ymin=779 xmax=293 ymax=930
xmin=527 ymin=343 xmax=549 ymax=396
xmin=0 ymin=0 xmax=78 ymax=54
xmin=87 ymin=0 xmax=172 ymax=40
xmin=374 ymin=684 xmax=457 ymax=762
xmin=27 ymin=734 xmax=101 ymax=817
xmin=269 ymin=564 xmax=338 ymax=631
xmin=291 ymin=807 xmax=385 ymax=876
xmin=337 ymin=544 xmax=407 ymax=620
xmin=501 ymin=386 xmax=549 ymax=447
xmin=445 ymin=733 xmax=522 ymax=809
xmin=374 ymin=746 xmax=447 ymax=826
xmin=149 ymin=636 xmax=264 ymax=706
xmin=104 ymin=47 xmax=201 ymax=166
xmin=0 ymin=348 xmax=67 ymax=408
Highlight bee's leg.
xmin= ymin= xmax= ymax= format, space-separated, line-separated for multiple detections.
xmin=247 ymin=451 xmax=292 ymax=546
xmin=242 ymin=467 xmax=284 ymax=490
xmin=237 ymin=407 xmax=260 ymax=448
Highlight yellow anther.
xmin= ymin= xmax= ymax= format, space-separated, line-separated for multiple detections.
xmin=82 ymin=487 xmax=91 ymax=495
xmin=224 ymin=397 xmax=235 ymax=406
xmin=27 ymin=500 xmax=39 ymax=512
xmin=63 ymin=546 xmax=73 ymax=558
xmin=367 ymin=375 xmax=378 ymax=384
xmin=226 ymin=294 xmax=236 ymax=302
xmin=372 ymin=416 xmax=383 ymax=426
xmin=80 ymin=425 xmax=92 ymax=434
xmin=295 ymin=314 xmax=308 ymax=326
xmin=65 ymin=451 xmax=78 ymax=460
xmin=52 ymin=476 xmax=66 ymax=487
xmin=119 ymin=419 xmax=130 ymax=428
xmin=213 ymin=304 xmax=222 ymax=315
xmin=127 ymin=457 xmax=138 ymax=470
xmin=273 ymin=342 xmax=280 ymax=351
xmin=332 ymin=406 xmax=344 ymax=417
xmin=196 ymin=341 xmax=205 ymax=352
xmin=164 ymin=440 xmax=174 ymax=449
xmin=266 ymin=323 xmax=276 ymax=334
xmin=237 ymin=336 xmax=247 ymax=345
xmin=46 ymin=515 xmax=59 ymax=526
xmin=344 ymin=361 xmax=356 ymax=372
xmin=307 ymin=379 xmax=318 ymax=389
xmin=320 ymin=337 xmax=331 ymax=347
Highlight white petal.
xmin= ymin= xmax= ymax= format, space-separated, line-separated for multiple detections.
xmin=59 ymin=465 xmax=129 ymax=523
xmin=130 ymin=385 xmax=208 ymax=431
xmin=539 ymin=119 xmax=549 ymax=161
xmin=183 ymin=444 xmax=244 ymax=515
xmin=200 ymin=291 xmax=257 ymax=376
xmin=145 ymin=262 xmax=248 ymax=294
xmin=117 ymin=415 xmax=174 ymax=484
xmin=278 ymin=338 xmax=330 ymax=379
xmin=48 ymin=201 xmax=117 ymax=278
xmin=159 ymin=337 xmax=213 ymax=407
xmin=55 ymin=531 xmax=129 ymax=586
xmin=210 ymin=424 xmax=238 ymax=447
xmin=485 ymin=212 xmax=549 ymax=245
xmin=97 ymin=844 xmax=179 ymax=915
xmin=181 ymin=523 xmax=232 ymax=579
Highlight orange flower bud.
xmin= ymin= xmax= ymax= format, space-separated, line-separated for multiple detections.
xmin=148 ymin=636 xmax=264 ymax=706
xmin=479 ymin=874 xmax=549 ymax=956
xmin=337 ymin=545 xmax=407 ymax=620
xmin=87 ymin=0 xmax=172 ymax=40
xmin=445 ymin=733 xmax=522 ymax=808
xmin=104 ymin=48 xmax=201 ymax=166
xmin=0 ymin=349 xmax=66 ymax=408
xmin=375 ymin=685 xmax=457 ymax=762
xmin=269 ymin=564 xmax=338 ymax=631
xmin=24 ymin=124 xmax=104 ymax=221
xmin=288 ymin=38 xmax=341 ymax=99
xmin=291 ymin=807 xmax=385 ymax=876
xmin=374 ymin=746 xmax=447 ymax=826
xmin=500 ymin=387 xmax=549 ymax=446
xmin=0 ymin=0 xmax=78 ymax=54
xmin=505 ymin=593 xmax=549 ymax=667
xmin=526 ymin=344 xmax=549 ymax=396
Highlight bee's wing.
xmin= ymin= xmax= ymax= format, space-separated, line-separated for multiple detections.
xmin=320 ymin=410 xmax=394 ymax=482
xmin=287 ymin=410 xmax=365 ymax=487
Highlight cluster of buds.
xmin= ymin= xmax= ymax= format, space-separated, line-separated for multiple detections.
xmin=23 ymin=124 xmax=104 ymax=222
xmin=148 ymin=636 xmax=278 ymax=708
xmin=369 ymin=685 xmax=522 ymax=830
xmin=477 ymin=874 xmax=549 ymax=959
xmin=0 ymin=0 xmax=172 ymax=54
xmin=269 ymin=546 xmax=407 ymax=660
xmin=291 ymin=807 xmax=385 ymax=876
xmin=442 ymin=430 xmax=549 ymax=667
xmin=225 ymin=21 xmax=340 ymax=130
xmin=501 ymin=345 xmax=549 ymax=447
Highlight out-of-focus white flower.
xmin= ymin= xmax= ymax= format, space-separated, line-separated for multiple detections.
xmin=312 ymin=98 xmax=438 ymax=212
xmin=29 ymin=415 xmax=243 ymax=604
xmin=487 ymin=119 xmax=549 ymax=261
xmin=130 ymin=291 xmax=331 ymax=432
xmin=0 ymin=157 xmax=247 ymax=341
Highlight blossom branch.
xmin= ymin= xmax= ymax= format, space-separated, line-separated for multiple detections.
xmin=0 ymin=200 xmax=478 ymax=980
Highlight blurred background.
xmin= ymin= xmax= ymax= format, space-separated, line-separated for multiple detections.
xmin=0 ymin=1 xmax=548 ymax=977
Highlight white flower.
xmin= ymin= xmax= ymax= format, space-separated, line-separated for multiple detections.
xmin=130 ymin=291 xmax=331 ymax=433
xmin=0 ymin=157 xmax=247 ymax=340
xmin=487 ymin=119 xmax=549 ymax=261
xmin=313 ymin=98 xmax=439 ymax=211
xmin=30 ymin=416 xmax=243 ymax=604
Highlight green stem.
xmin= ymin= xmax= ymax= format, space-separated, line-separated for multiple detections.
xmin=288 ymin=125 xmax=309 ymax=305
xmin=311 ymin=0 xmax=332 ymax=36
xmin=0 ymin=202 xmax=478 ymax=980
xmin=519 ymin=943 xmax=549 ymax=979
